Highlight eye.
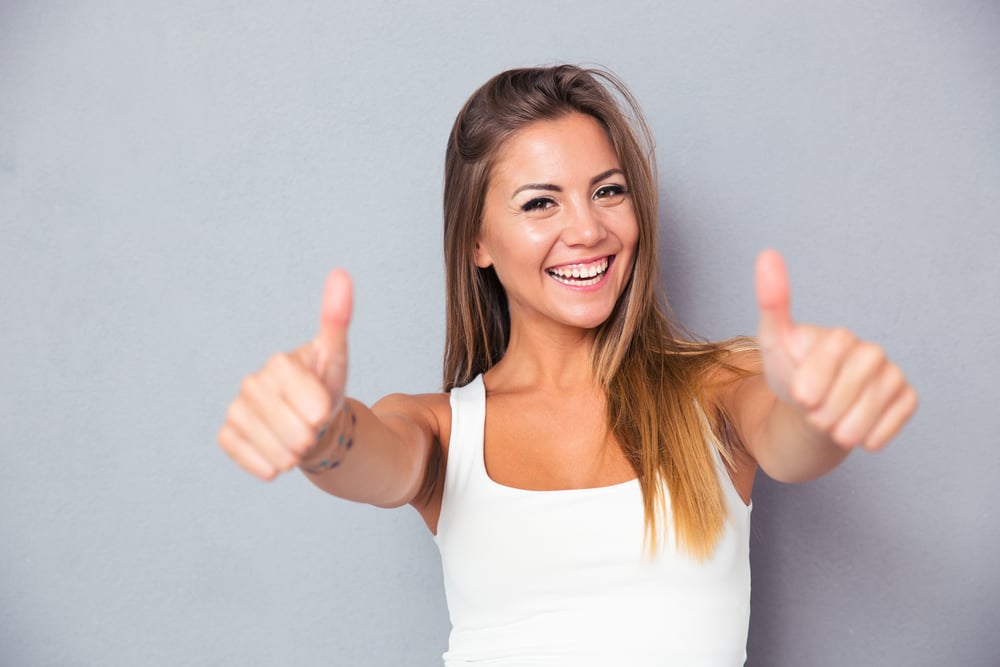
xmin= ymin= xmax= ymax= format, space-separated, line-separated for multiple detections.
xmin=593 ymin=184 xmax=629 ymax=201
xmin=521 ymin=197 xmax=557 ymax=213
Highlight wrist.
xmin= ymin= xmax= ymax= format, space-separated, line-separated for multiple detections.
xmin=299 ymin=401 xmax=357 ymax=475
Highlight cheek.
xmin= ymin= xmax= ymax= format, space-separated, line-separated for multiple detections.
xmin=618 ymin=222 xmax=641 ymax=275
xmin=498 ymin=227 xmax=556 ymax=263
xmin=618 ymin=218 xmax=640 ymax=257
xmin=627 ymin=210 xmax=641 ymax=247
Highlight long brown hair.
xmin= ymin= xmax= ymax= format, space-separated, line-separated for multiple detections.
xmin=442 ymin=65 xmax=754 ymax=559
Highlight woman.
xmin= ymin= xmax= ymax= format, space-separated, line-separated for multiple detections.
xmin=217 ymin=66 xmax=917 ymax=665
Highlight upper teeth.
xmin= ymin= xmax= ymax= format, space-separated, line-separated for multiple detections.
xmin=549 ymin=257 xmax=609 ymax=279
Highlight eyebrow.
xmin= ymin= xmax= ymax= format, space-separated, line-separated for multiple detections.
xmin=511 ymin=168 xmax=626 ymax=198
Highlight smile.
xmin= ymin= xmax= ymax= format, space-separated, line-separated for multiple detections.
xmin=546 ymin=256 xmax=611 ymax=287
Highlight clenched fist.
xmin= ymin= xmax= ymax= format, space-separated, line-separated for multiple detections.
xmin=217 ymin=270 xmax=353 ymax=480
xmin=755 ymin=250 xmax=918 ymax=451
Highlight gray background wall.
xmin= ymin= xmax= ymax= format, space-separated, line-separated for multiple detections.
xmin=1 ymin=1 xmax=997 ymax=665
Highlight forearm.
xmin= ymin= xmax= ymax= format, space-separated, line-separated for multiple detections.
xmin=299 ymin=397 xmax=429 ymax=508
xmin=757 ymin=396 xmax=851 ymax=483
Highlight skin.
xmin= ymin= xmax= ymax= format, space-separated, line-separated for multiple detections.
xmin=472 ymin=114 xmax=640 ymax=492
xmin=217 ymin=112 xmax=918 ymax=531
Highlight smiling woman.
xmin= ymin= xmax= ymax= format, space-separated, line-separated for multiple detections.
xmin=473 ymin=113 xmax=639 ymax=332
xmin=217 ymin=65 xmax=918 ymax=666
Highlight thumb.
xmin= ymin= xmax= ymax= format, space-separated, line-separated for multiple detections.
xmin=314 ymin=269 xmax=353 ymax=392
xmin=755 ymin=249 xmax=804 ymax=361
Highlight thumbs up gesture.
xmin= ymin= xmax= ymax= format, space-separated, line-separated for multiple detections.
xmin=217 ymin=270 xmax=354 ymax=480
xmin=755 ymin=250 xmax=917 ymax=452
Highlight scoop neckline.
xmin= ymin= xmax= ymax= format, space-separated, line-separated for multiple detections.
xmin=482 ymin=467 xmax=640 ymax=495
xmin=467 ymin=376 xmax=640 ymax=495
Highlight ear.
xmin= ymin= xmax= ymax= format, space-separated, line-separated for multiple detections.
xmin=473 ymin=237 xmax=493 ymax=269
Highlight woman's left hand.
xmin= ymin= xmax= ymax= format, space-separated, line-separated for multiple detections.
xmin=754 ymin=249 xmax=918 ymax=452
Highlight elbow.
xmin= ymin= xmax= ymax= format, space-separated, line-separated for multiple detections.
xmin=373 ymin=436 xmax=442 ymax=510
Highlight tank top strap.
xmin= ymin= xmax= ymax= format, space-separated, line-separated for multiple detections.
xmin=442 ymin=374 xmax=486 ymax=505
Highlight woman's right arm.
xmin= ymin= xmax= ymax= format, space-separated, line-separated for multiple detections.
xmin=216 ymin=270 xmax=442 ymax=509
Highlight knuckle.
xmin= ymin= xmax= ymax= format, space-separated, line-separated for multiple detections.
xmin=871 ymin=437 xmax=887 ymax=451
xmin=239 ymin=375 xmax=260 ymax=398
xmin=217 ymin=422 xmax=235 ymax=444
xmin=288 ymin=427 xmax=317 ymax=456
xmin=832 ymin=427 xmax=857 ymax=448
xmin=319 ymin=391 xmax=335 ymax=416
xmin=830 ymin=420 xmax=850 ymax=442
xmin=221 ymin=428 xmax=257 ymax=462
xmin=224 ymin=401 xmax=244 ymax=426
xmin=279 ymin=452 xmax=300 ymax=472
xmin=884 ymin=364 xmax=905 ymax=390
xmin=265 ymin=353 xmax=291 ymax=376
xmin=831 ymin=327 xmax=856 ymax=348
xmin=807 ymin=410 xmax=831 ymax=432
xmin=309 ymin=391 xmax=335 ymax=426
xmin=863 ymin=438 xmax=884 ymax=452
xmin=216 ymin=426 xmax=233 ymax=452
xmin=861 ymin=341 xmax=885 ymax=362
xmin=259 ymin=447 xmax=286 ymax=470
xmin=790 ymin=375 xmax=815 ymax=406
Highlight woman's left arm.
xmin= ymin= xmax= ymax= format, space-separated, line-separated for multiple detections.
xmin=725 ymin=250 xmax=919 ymax=484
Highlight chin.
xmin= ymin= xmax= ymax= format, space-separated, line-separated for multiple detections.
xmin=564 ymin=309 xmax=616 ymax=331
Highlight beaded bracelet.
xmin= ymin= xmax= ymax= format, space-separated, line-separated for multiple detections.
xmin=300 ymin=402 xmax=357 ymax=475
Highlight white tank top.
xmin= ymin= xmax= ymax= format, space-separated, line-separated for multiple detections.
xmin=434 ymin=375 xmax=752 ymax=666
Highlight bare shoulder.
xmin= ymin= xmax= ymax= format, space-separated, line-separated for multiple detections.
xmin=700 ymin=348 xmax=762 ymax=411
xmin=371 ymin=390 xmax=452 ymax=452
xmin=372 ymin=390 xmax=450 ymax=421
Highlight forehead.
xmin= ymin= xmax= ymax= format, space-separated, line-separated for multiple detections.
xmin=489 ymin=113 xmax=620 ymax=188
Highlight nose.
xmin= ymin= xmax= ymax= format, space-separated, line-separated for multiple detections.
xmin=560 ymin=203 xmax=608 ymax=247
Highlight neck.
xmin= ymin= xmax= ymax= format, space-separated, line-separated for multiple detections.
xmin=485 ymin=318 xmax=601 ymax=394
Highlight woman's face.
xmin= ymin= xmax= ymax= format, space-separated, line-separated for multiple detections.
xmin=475 ymin=112 xmax=639 ymax=334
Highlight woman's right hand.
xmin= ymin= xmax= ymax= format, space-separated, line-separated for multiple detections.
xmin=217 ymin=270 xmax=353 ymax=481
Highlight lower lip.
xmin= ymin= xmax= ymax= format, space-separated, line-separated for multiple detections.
xmin=547 ymin=257 xmax=615 ymax=293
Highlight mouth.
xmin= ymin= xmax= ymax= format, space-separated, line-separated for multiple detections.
xmin=545 ymin=256 xmax=612 ymax=287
